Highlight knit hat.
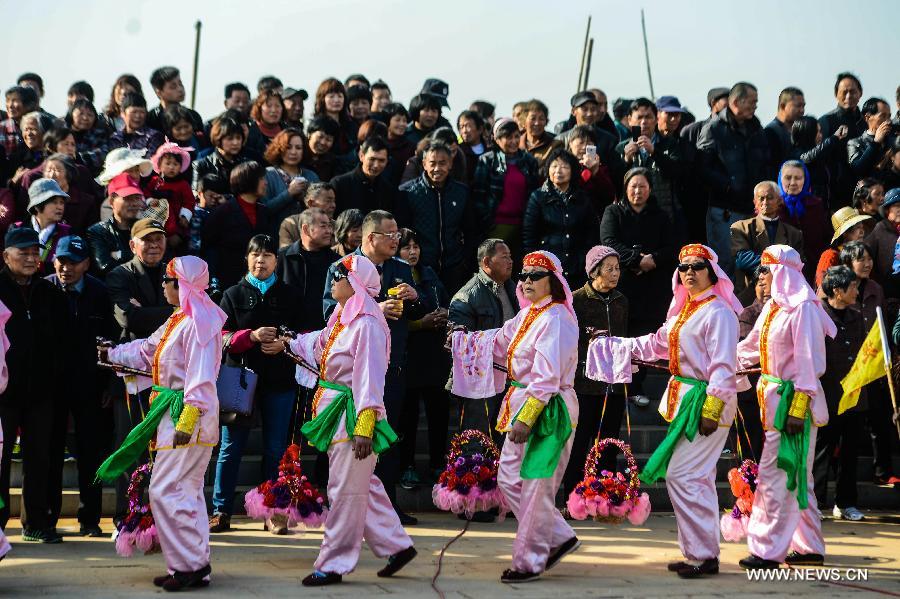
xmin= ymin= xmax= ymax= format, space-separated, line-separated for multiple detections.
xmin=585 ymin=245 xmax=619 ymax=277
xmin=151 ymin=141 xmax=193 ymax=174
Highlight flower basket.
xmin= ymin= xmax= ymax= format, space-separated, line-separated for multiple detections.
xmin=720 ymin=459 xmax=758 ymax=542
xmin=244 ymin=444 xmax=327 ymax=529
xmin=432 ymin=430 xmax=508 ymax=518
xmin=113 ymin=462 xmax=160 ymax=557
xmin=566 ymin=438 xmax=651 ymax=525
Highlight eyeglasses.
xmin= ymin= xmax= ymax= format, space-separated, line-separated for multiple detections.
xmin=162 ymin=276 xmax=178 ymax=284
xmin=516 ymin=271 xmax=552 ymax=283
xmin=676 ymin=262 xmax=707 ymax=273
xmin=372 ymin=231 xmax=403 ymax=241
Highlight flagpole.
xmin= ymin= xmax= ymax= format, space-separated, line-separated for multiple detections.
xmin=876 ymin=307 xmax=900 ymax=437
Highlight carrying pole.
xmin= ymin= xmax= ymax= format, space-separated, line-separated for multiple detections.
xmin=577 ymin=16 xmax=592 ymax=92
xmin=190 ymin=20 xmax=202 ymax=109
xmin=640 ymin=9 xmax=655 ymax=100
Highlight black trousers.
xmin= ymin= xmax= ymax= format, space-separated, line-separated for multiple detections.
xmin=0 ymin=398 xmax=58 ymax=531
xmin=112 ymin=387 xmax=150 ymax=521
xmin=374 ymin=367 xmax=406 ymax=508
xmin=729 ymin=384 xmax=766 ymax=460
xmin=813 ymin=411 xmax=862 ymax=509
xmin=454 ymin=392 xmax=503 ymax=439
xmin=562 ymin=391 xmax=625 ymax=497
xmin=866 ymin=381 xmax=896 ymax=479
xmin=399 ymin=385 xmax=449 ymax=472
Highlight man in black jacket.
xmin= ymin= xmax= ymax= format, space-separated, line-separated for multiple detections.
xmin=764 ymin=87 xmax=806 ymax=168
xmin=276 ymin=208 xmax=339 ymax=332
xmin=847 ymin=97 xmax=894 ymax=179
xmin=396 ymin=141 xmax=478 ymax=295
xmin=330 ymin=136 xmax=395 ymax=216
xmin=0 ymin=227 xmax=71 ymax=543
xmin=45 ymin=235 xmax=116 ymax=536
xmin=819 ymin=73 xmax=866 ymax=205
xmin=105 ymin=219 xmax=174 ymax=521
xmin=85 ymin=174 xmax=145 ymax=278
xmin=322 ymin=211 xmax=433 ymax=525
xmin=555 ymin=91 xmax=626 ymax=187
xmin=697 ymin=82 xmax=771 ymax=275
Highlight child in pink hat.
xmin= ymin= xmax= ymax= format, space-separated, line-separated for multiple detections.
xmin=142 ymin=141 xmax=195 ymax=252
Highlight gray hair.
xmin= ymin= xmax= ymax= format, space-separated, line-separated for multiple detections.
xmin=729 ymin=82 xmax=758 ymax=103
xmin=20 ymin=111 xmax=44 ymax=133
xmin=299 ymin=207 xmax=328 ymax=229
xmin=754 ymin=180 xmax=780 ymax=197
xmin=821 ymin=265 xmax=857 ymax=298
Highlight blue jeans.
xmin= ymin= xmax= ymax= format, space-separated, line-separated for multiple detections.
xmin=705 ymin=206 xmax=751 ymax=277
xmin=212 ymin=388 xmax=297 ymax=515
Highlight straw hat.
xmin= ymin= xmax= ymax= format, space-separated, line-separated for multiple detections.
xmin=830 ymin=206 xmax=872 ymax=245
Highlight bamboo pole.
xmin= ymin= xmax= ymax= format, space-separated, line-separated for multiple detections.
xmin=190 ymin=20 xmax=202 ymax=110
xmin=577 ymin=16 xmax=592 ymax=92
xmin=640 ymin=9 xmax=655 ymax=100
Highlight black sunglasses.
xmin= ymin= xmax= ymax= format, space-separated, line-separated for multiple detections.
xmin=162 ymin=276 xmax=178 ymax=284
xmin=676 ymin=262 xmax=708 ymax=273
xmin=757 ymin=266 xmax=770 ymax=275
xmin=516 ymin=271 xmax=552 ymax=283
xmin=332 ymin=270 xmax=348 ymax=283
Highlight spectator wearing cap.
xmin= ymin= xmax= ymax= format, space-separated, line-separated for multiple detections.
xmin=554 ymin=88 xmax=618 ymax=139
xmin=519 ymin=100 xmax=557 ymax=170
xmin=347 ymin=85 xmax=372 ymax=126
xmin=145 ymin=66 xmax=204 ymax=135
xmin=0 ymin=225 xmax=71 ymax=544
xmin=282 ymin=86 xmax=308 ymax=130
xmin=616 ymin=97 xmax=689 ymax=237
xmin=105 ymin=217 xmax=173 ymax=521
xmin=557 ymin=91 xmax=626 ymax=189
xmin=764 ymin=87 xmax=806 ymax=167
xmin=864 ymin=187 xmax=900 ymax=284
xmin=814 ymin=207 xmax=872 ymax=287
xmin=680 ymin=87 xmax=729 ymax=146
xmin=19 ymin=178 xmax=72 ymax=276
xmin=371 ymin=80 xmax=392 ymax=114
xmin=472 ymin=118 xmax=540 ymax=259
xmin=331 ymin=136 xmax=395 ymax=216
xmin=612 ymin=98 xmax=634 ymax=141
xmin=696 ymin=82 xmax=771 ymax=275
xmin=86 ymin=172 xmax=145 ymax=277
xmin=107 ymin=92 xmax=164 ymax=157
xmin=45 ymin=235 xmax=116 ymax=536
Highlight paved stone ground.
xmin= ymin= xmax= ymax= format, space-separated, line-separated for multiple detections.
xmin=1 ymin=512 xmax=898 ymax=598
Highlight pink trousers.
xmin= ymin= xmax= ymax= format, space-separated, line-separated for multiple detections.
xmin=149 ymin=445 xmax=213 ymax=575
xmin=498 ymin=433 xmax=575 ymax=573
xmin=0 ymin=423 xmax=8 ymax=559
xmin=315 ymin=442 xmax=412 ymax=575
xmin=666 ymin=426 xmax=729 ymax=561
xmin=747 ymin=427 xmax=824 ymax=561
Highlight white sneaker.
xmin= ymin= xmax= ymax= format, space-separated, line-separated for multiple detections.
xmin=629 ymin=395 xmax=651 ymax=408
xmin=833 ymin=505 xmax=865 ymax=521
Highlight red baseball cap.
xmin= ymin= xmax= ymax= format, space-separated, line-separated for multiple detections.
xmin=107 ymin=172 xmax=144 ymax=199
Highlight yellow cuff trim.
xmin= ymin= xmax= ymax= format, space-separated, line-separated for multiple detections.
xmin=701 ymin=395 xmax=725 ymax=421
xmin=354 ymin=408 xmax=376 ymax=438
xmin=175 ymin=404 xmax=201 ymax=435
xmin=789 ymin=391 xmax=811 ymax=419
xmin=516 ymin=397 xmax=545 ymax=428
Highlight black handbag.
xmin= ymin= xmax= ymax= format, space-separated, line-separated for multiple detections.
xmin=217 ymin=333 xmax=258 ymax=420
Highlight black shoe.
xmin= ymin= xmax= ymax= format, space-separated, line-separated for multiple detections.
xmin=667 ymin=561 xmax=688 ymax=572
xmin=500 ymin=569 xmax=541 ymax=583
xmin=302 ymin=571 xmax=343 ymax=586
xmin=378 ymin=546 xmax=417 ymax=577
xmin=677 ymin=558 xmax=719 ymax=578
xmin=153 ymin=574 xmax=172 ymax=588
xmin=162 ymin=564 xmax=211 ymax=592
xmin=739 ymin=555 xmax=780 ymax=570
xmin=784 ymin=551 xmax=824 ymax=566
xmin=397 ymin=510 xmax=418 ymax=526
xmin=458 ymin=511 xmax=495 ymax=523
xmin=546 ymin=536 xmax=580 ymax=571
xmin=22 ymin=528 xmax=63 ymax=544
xmin=80 ymin=525 xmax=103 ymax=537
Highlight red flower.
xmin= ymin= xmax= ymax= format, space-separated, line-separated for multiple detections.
xmin=461 ymin=473 xmax=477 ymax=487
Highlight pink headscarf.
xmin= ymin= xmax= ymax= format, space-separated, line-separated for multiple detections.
xmin=667 ymin=244 xmax=744 ymax=319
xmin=151 ymin=141 xmax=194 ymax=174
xmin=0 ymin=300 xmax=11 ymax=393
xmin=327 ymin=254 xmax=391 ymax=345
xmin=761 ymin=245 xmax=837 ymax=336
xmin=166 ymin=256 xmax=228 ymax=345
xmin=585 ymin=245 xmax=619 ymax=278
xmin=516 ymin=250 xmax=576 ymax=322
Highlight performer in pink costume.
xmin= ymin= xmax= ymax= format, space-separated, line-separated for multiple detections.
xmin=450 ymin=250 xmax=579 ymax=584
xmin=586 ymin=243 xmax=743 ymax=578
xmin=102 ymin=256 xmax=226 ymax=591
xmin=736 ymin=245 xmax=835 ymax=570
xmin=0 ymin=300 xmax=12 ymax=560
xmin=290 ymin=254 xmax=415 ymax=587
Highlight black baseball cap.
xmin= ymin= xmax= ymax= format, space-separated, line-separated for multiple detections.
xmin=571 ymin=91 xmax=599 ymax=109
xmin=4 ymin=226 xmax=41 ymax=250
xmin=420 ymin=78 xmax=449 ymax=107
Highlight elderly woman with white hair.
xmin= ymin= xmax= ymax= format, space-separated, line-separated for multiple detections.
xmin=9 ymin=111 xmax=46 ymax=186
xmin=729 ymin=180 xmax=804 ymax=305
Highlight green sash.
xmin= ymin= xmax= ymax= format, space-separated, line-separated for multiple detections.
xmin=95 ymin=386 xmax=184 ymax=484
xmin=639 ymin=375 xmax=707 ymax=485
xmin=300 ymin=379 xmax=398 ymax=455
xmin=509 ymin=381 xmax=573 ymax=479
xmin=763 ymin=373 xmax=811 ymax=510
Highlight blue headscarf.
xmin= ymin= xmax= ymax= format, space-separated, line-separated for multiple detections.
xmin=778 ymin=160 xmax=812 ymax=219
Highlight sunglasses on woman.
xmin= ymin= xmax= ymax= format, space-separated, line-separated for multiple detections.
xmin=516 ymin=271 xmax=552 ymax=282
xmin=676 ymin=262 xmax=707 ymax=273
xmin=332 ymin=270 xmax=348 ymax=283
xmin=162 ymin=276 xmax=178 ymax=284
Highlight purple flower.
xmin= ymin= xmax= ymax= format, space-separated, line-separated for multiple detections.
xmin=455 ymin=457 xmax=466 ymax=467
xmin=298 ymin=502 xmax=311 ymax=517
xmin=270 ymin=485 xmax=292 ymax=509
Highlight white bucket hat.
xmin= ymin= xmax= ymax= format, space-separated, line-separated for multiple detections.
xmin=96 ymin=147 xmax=153 ymax=185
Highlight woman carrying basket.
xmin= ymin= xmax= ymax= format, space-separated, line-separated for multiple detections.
xmin=287 ymin=254 xmax=416 ymax=587
xmin=96 ymin=256 xmax=227 ymax=591
xmin=448 ymin=250 xmax=579 ymax=584
xmin=586 ymin=243 xmax=743 ymax=578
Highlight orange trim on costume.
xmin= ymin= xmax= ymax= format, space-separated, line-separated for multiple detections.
xmin=664 ymin=294 xmax=716 ymax=420
xmin=760 ymin=252 xmax=779 ymax=266
xmin=311 ymin=316 xmax=346 ymax=416
xmin=757 ymin=302 xmax=782 ymax=427
xmin=152 ymin=311 xmax=187 ymax=388
xmin=497 ymin=302 xmax=556 ymax=431
xmin=678 ymin=244 xmax=712 ymax=262
xmin=165 ymin=260 xmax=177 ymax=278
xmin=522 ymin=252 xmax=556 ymax=272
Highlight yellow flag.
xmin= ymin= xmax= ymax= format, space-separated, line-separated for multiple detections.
xmin=839 ymin=321 xmax=885 ymax=414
